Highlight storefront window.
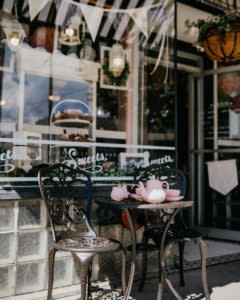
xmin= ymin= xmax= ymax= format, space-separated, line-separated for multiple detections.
xmin=0 ymin=2 xmax=176 ymax=183
xmin=23 ymin=75 xmax=90 ymax=126
xmin=218 ymin=72 xmax=240 ymax=142
xmin=0 ymin=70 xmax=18 ymax=124
xmin=142 ymin=63 xmax=175 ymax=147
xmin=0 ymin=1 xmax=177 ymax=298
xmin=97 ymin=88 xmax=126 ymax=132
xmin=200 ymin=70 xmax=240 ymax=230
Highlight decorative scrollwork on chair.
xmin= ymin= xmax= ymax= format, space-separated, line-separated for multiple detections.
xmin=38 ymin=164 xmax=126 ymax=300
xmin=133 ymin=164 xmax=211 ymax=300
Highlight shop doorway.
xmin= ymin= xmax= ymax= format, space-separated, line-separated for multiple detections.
xmin=190 ymin=63 xmax=240 ymax=241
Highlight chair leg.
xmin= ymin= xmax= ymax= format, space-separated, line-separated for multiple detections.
xmin=197 ymin=239 xmax=211 ymax=300
xmin=156 ymin=273 xmax=164 ymax=300
xmin=72 ymin=252 xmax=95 ymax=300
xmin=121 ymin=248 xmax=127 ymax=295
xmin=138 ymin=235 xmax=149 ymax=292
xmin=157 ymin=249 xmax=162 ymax=281
xmin=87 ymin=261 xmax=93 ymax=299
xmin=47 ymin=248 xmax=57 ymax=300
xmin=178 ymin=241 xmax=185 ymax=287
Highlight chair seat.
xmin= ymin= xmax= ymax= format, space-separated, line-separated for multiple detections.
xmin=181 ymin=229 xmax=202 ymax=240
xmin=54 ymin=237 xmax=121 ymax=253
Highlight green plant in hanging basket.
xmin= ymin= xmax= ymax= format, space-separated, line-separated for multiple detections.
xmin=185 ymin=12 xmax=240 ymax=62
xmin=102 ymin=61 xmax=130 ymax=86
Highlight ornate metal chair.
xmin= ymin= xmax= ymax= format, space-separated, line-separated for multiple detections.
xmin=134 ymin=164 xmax=211 ymax=300
xmin=38 ymin=164 xmax=126 ymax=300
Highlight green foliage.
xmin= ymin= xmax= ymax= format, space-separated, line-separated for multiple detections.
xmin=97 ymin=165 xmax=136 ymax=177
xmin=218 ymin=91 xmax=233 ymax=103
xmin=185 ymin=12 xmax=240 ymax=47
xmin=102 ymin=61 xmax=130 ymax=86
xmin=93 ymin=165 xmax=137 ymax=185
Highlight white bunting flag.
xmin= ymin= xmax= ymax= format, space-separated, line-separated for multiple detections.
xmin=80 ymin=4 xmax=103 ymax=42
xmin=207 ymin=160 xmax=238 ymax=195
xmin=129 ymin=8 xmax=148 ymax=38
xmin=28 ymin=0 xmax=50 ymax=21
xmin=55 ymin=0 xmax=70 ymax=26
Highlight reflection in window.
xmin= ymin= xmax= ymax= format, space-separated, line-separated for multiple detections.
xmin=23 ymin=75 xmax=90 ymax=125
xmin=0 ymin=71 xmax=18 ymax=123
xmin=142 ymin=64 xmax=175 ymax=146
xmin=97 ymin=88 xmax=126 ymax=131
xmin=218 ymin=72 xmax=240 ymax=140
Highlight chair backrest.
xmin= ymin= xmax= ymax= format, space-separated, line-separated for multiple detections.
xmin=38 ymin=163 xmax=96 ymax=242
xmin=134 ymin=164 xmax=187 ymax=228
xmin=134 ymin=164 xmax=187 ymax=197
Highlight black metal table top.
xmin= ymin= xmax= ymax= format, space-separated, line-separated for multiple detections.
xmin=95 ymin=197 xmax=193 ymax=210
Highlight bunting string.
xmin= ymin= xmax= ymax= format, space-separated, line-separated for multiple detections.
xmin=27 ymin=0 xmax=169 ymax=21
xmin=27 ymin=0 xmax=172 ymax=42
xmin=25 ymin=0 xmax=174 ymax=79
xmin=67 ymin=0 xmax=168 ymax=13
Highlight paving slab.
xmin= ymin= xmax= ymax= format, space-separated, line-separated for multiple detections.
xmin=133 ymin=260 xmax=240 ymax=300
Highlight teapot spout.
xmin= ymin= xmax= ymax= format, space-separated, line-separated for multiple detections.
xmin=138 ymin=181 xmax=145 ymax=189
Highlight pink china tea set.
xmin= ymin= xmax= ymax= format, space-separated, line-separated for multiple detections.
xmin=110 ymin=176 xmax=184 ymax=203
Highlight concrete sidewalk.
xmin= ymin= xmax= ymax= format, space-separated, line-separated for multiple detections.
xmin=133 ymin=260 xmax=240 ymax=300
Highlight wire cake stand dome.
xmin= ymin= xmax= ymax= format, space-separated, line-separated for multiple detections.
xmin=50 ymin=99 xmax=93 ymax=128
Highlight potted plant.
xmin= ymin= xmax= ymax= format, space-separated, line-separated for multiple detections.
xmin=185 ymin=12 xmax=240 ymax=62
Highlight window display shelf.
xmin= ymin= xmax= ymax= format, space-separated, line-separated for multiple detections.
xmin=218 ymin=139 xmax=240 ymax=147
xmin=96 ymin=130 xmax=126 ymax=140
xmin=148 ymin=132 xmax=174 ymax=141
xmin=23 ymin=124 xmax=89 ymax=135
xmin=23 ymin=125 xmax=123 ymax=140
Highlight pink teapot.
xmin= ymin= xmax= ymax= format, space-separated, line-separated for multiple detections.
xmin=138 ymin=176 xmax=169 ymax=203
xmin=111 ymin=184 xmax=129 ymax=201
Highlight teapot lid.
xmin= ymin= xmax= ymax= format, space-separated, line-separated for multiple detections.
xmin=146 ymin=175 xmax=162 ymax=185
xmin=147 ymin=175 xmax=158 ymax=182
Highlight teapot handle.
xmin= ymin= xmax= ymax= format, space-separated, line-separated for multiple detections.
xmin=161 ymin=181 xmax=169 ymax=191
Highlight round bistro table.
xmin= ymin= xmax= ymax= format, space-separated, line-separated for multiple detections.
xmin=95 ymin=198 xmax=194 ymax=300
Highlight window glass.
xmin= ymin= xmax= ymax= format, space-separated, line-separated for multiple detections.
xmin=218 ymin=72 xmax=240 ymax=142
xmin=142 ymin=63 xmax=175 ymax=147
xmin=0 ymin=2 xmax=176 ymax=182
xmin=23 ymin=74 xmax=90 ymax=125
xmin=0 ymin=70 xmax=18 ymax=123
xmin=96 ymin=88 xmax=126 ymax=132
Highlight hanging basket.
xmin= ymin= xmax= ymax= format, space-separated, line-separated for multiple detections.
xmin=203 ymin=24 xmax=240 ymax=62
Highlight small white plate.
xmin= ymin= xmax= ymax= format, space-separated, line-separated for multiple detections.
xmin=54 ymin=119 xmax=90 ymax=128
xmin=165 ymin=196 xmax=184 ymax=202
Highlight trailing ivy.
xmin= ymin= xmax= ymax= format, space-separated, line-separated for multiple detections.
xmin=102 ymin=61 xmax=130 ymax=86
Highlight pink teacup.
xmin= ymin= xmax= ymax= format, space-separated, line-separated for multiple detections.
xmin=111 ymin=185 xmax=129 ymax=201
xmin=167 ymin=189 xmax=181 ymax=197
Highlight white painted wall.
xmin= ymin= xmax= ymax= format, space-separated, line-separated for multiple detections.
xmin=177 ymin=2 xmax=213 ymax=43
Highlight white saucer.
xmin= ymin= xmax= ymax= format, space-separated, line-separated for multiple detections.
xmin=54 ymin=119 xmax=90 ymax=128
xmin=165 ymin=196 xmax=184 ymax=202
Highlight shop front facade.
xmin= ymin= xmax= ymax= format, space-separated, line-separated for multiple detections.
xmin=1 ymin=0 xmax=240 ymax=299
xmin=0 ymin=0 xmax=179 ymax=298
